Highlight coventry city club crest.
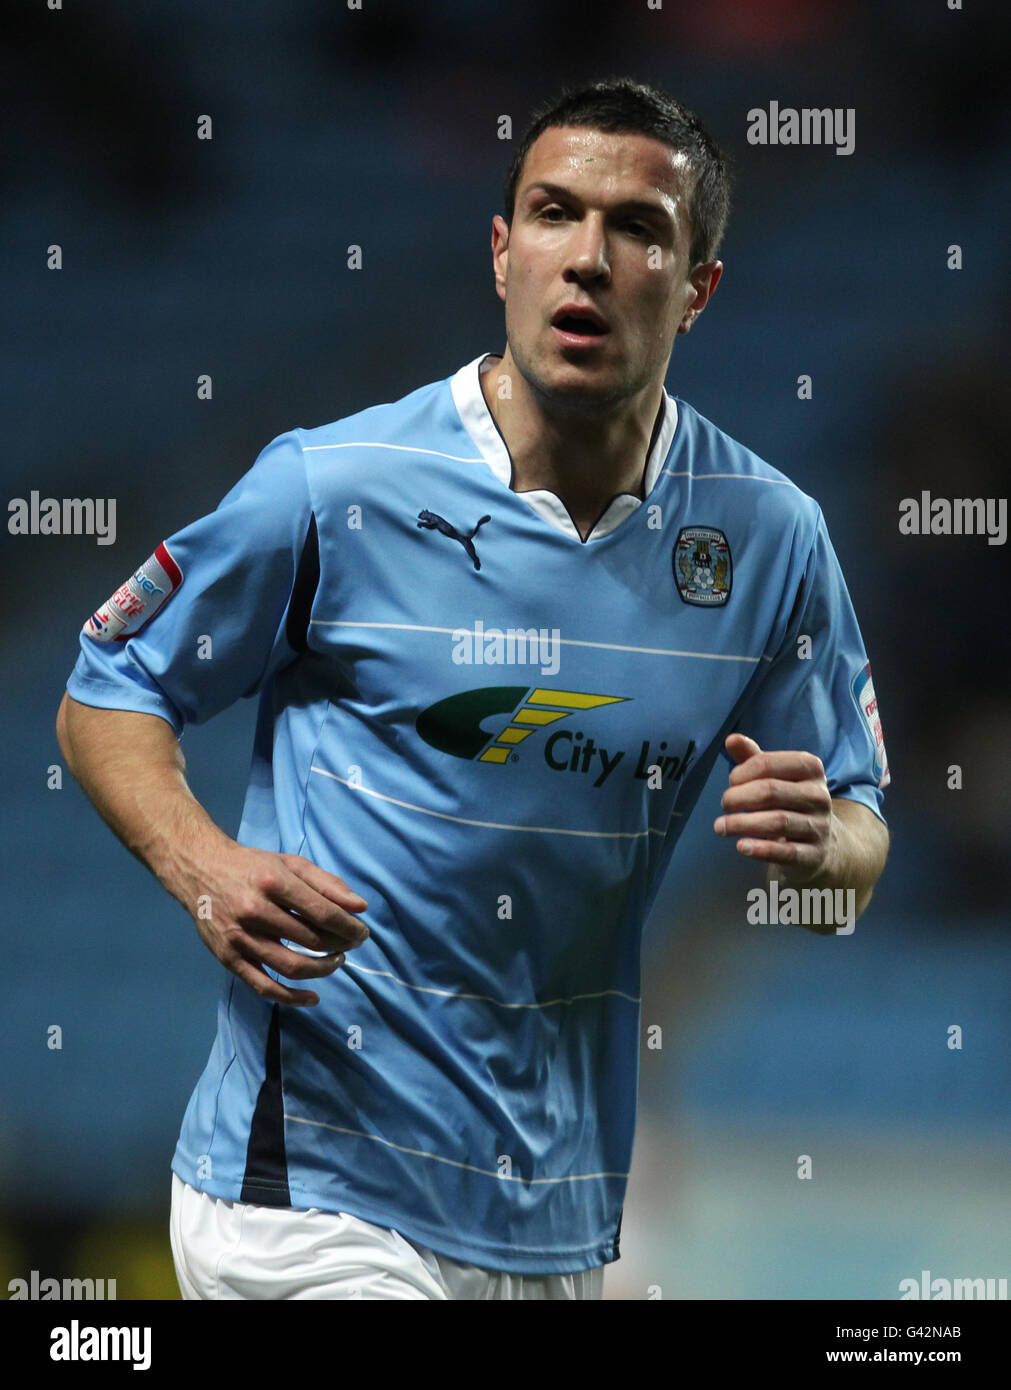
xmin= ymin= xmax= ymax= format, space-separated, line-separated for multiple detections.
xmin=674 ymin=526 xmax=732 ymax=606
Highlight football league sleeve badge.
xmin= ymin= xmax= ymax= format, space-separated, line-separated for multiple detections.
xmin=83 ymin=542 xmax=183 ymax=642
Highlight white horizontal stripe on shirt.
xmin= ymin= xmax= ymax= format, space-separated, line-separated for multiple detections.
xmin=283 ymin=1114 xmax=630 ymax=1183
xmin=309 ymin=620 xmax=768 ymax=664
xmin=309 ymin=766 xmax=677 ymax=837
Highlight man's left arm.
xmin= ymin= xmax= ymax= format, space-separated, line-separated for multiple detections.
xmin=714 ymin=732 xmax=890 ymax=925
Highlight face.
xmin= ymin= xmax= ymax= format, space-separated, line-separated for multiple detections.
xmin=492 ymin=126 xmax=721 ymax=414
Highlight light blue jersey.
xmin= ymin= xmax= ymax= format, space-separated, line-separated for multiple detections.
xmin=67 ymin=354 xmax=889 ymax=1273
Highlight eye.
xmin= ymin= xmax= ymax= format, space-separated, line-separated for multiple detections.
xmin=540 ymin=205 xmax=568 ymax=221
xmin=624 ymin=221 xmax=649 ymax=237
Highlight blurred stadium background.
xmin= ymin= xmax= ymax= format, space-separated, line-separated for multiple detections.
xmin=2 ymin=0 xmax=1009 ymax=1299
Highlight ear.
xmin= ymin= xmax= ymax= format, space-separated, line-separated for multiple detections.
xmin=677 ymin=260 xmax=723 ymax=335
xmin=491 ymin=214 xmax=510 ymax=303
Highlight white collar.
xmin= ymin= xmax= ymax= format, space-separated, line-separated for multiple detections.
xmin=450 ymin=353 xmax=678 ymax=542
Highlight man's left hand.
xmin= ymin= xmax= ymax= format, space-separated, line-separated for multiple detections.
xmin=713 ymin=732 xmax=838 ymax=884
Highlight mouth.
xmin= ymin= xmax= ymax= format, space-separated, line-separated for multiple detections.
xmin=550 ymin=305 xmax=610 ymax=348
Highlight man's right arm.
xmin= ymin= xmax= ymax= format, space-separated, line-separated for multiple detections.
xmin=56 ymin=693 xmax=369 ymax=1007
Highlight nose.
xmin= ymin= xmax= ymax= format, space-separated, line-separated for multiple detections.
xmin=562 ymin=213 xmax=610 ymax=285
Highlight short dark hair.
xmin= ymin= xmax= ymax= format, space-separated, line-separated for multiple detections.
xmin=503 ymin=77 xmax=732 ymax=267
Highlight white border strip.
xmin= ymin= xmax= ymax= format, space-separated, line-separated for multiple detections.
xmin=309 ymin=620 xmax=766 ymax=664
xmin=664 ymin=469 xmax=800 ymax=488
xmin=283 ymin=1113 xmax=629 ymax=1183
xmin=309 ymin=766 xmax=675 ymax=837
xmin=303 ymin=441 xmax=485 ymax=463
xmin=342 ymin=960 xmax=640 ymax=1009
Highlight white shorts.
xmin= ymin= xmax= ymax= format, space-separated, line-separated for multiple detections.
xmin=170 ymin=1174 xmax=605 ymax=1301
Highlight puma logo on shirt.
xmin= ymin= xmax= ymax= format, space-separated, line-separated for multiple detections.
xmin=417 ymin=510 xmax=492 ymax=571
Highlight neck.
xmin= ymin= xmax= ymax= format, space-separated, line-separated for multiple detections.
xmin=479 ymin=349 xmax=665 ymax=540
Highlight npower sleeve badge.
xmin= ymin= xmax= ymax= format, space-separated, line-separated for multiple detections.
xmin=851 ymin=662 xmax=890 ymax=789
xmin=674 ymin=526 xmax=732 ymax=606
xmin=83 ymin=542 xmax=183 ymax=642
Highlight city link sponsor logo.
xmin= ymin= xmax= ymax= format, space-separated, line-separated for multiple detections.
xmin=416 ymin=685 xmax=695 ymax=789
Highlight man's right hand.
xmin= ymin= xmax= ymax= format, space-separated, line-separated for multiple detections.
xmin=56 ymin=696 xmax=370 ymax=1008
xmin=181 ymin=845 xmax=370 ymax=1008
